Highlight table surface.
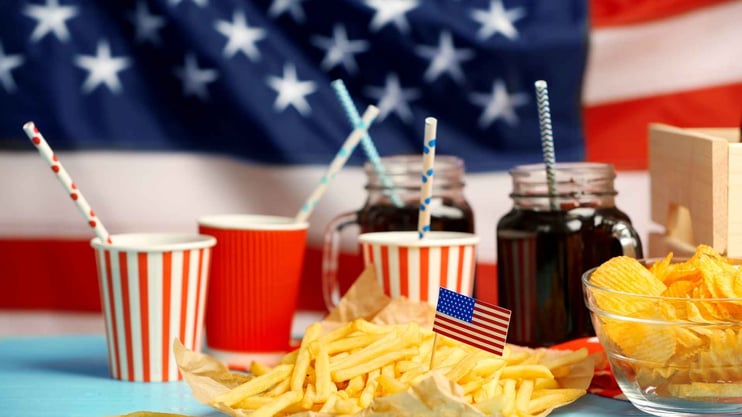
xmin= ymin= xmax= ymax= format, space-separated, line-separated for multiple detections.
xmin=0 ymin=312 xmax=649 ymax=416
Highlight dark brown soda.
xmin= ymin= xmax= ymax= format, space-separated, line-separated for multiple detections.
xmin=496 ymin=205 xmax=643 ymax=347
xmin=357 ymin=198 xmax=474 ymax=234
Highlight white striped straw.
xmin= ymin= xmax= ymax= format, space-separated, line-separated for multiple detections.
xmin=534 ymin=80 xmax=558 ymax=210
xmin=295 ymin=105 xmax=379 ymax=223
xmin=417 ymin=117 xmax=438 ymax=240
xmin=331 ymin=79 xmax=403 ymax=207
xmin=23 ymin=121 xmax=112 ymax=244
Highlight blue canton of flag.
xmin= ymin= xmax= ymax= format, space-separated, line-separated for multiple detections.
xmin=434 ymin=287 xmax=511 ymax=356
xmin=0 ymin=0 xmax=588 ymax=172
xmin=436 ymin=286 xmax=476 ymax=321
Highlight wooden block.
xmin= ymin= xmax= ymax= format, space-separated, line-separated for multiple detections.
xmin=648 ymin=124 xmax=742 ymax=257
xmin=648 ymin=233 xmax=696 ymax=259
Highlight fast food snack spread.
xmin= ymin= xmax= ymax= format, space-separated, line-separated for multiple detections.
xmin=182 ymin=318 xmax=590 ymax=417
xmin=584 ymin=245 xmax=742 ymax=415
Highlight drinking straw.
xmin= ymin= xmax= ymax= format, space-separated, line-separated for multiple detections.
xmin=23 ymin=121 xmax=112 ymax=244
xmin=534 ymin=80 xmax=558 ymax=210
xmin=331 ymin=79 xmax=403 ymax=207
xmin=295 ymin=105 xmax=380 ymax=223
xmin=417 ymin=117 xmax=437 ymax=240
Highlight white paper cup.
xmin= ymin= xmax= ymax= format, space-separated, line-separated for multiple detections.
xmin=358 ymin=231 xmax=479 ymax=306
xmin=91 ymin=233 xmax=216 ymax=382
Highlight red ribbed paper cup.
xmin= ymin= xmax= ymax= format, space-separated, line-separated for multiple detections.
xmin=91 ymin=233 xmax=216 ymax=382
xmin=359 ymin=231 xmax=479 ymax=306
xmin=198 ymin=214 xmax=308 ymax=368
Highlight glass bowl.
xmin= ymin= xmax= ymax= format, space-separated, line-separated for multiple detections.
xmin=582 ymin=260 xmax=742 ymax=416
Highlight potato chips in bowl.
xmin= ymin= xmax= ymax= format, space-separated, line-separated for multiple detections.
xmin=582 ymin=245 xmax=742 ymax=416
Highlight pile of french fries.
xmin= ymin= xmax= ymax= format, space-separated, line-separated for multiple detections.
xmin=211 ymin=319 xmax=589 ymax=417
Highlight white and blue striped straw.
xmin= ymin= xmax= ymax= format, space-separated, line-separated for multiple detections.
xmin=331 ymin=79 xmax=403 ymax=207
xmin=418 ymin=117 xmax=438 ymax=240
xmin=295 ymin=105 xmax=379 ymax=223
xmin=534 ymin=80 xmax=558 ymax=210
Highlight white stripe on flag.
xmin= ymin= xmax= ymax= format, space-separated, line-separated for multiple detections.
xmin=584 ymin=1 xmax=742 ymax=105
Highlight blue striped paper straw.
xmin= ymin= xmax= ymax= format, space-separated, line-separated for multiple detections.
xmin=534 ymin=80 xmax=558 ymax=210
xmin=418 ymin=117 xmax=437 ymax=239
xmin=331 ymin=79 xmax=403 ymax=207
xmin=295 ymin=105 xmax=380 ymax=223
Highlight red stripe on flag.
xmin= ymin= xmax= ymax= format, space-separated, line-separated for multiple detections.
xmin=162 ymin=251 xmax=172 ymax=382
xmin=104 ymin=251 xmax=120 ymax=379
xmin=138 ymin=253 xmax=150 ymax=382
xmin=591 ymin=0 xmax=733 ymax=27
xmin=584 ymin=83 xmax=742 ymax=170
xmin=118 ymin=252 xmax=134 ymax=381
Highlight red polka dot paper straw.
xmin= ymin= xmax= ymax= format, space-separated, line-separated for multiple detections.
xmin=23 ymin=121 xmax=112 ymax=245
xmin=418 ymin=117 xmax=437 ymax=240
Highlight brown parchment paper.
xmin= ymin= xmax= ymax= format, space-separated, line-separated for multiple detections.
xmin=174 ymin=265 xmax=595 ymax=417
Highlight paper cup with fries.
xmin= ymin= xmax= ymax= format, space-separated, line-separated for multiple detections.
xmin=174 ymin=266 xmax=595 ymax=417
xmin=583 ymin=245 xmax=742 ymax=416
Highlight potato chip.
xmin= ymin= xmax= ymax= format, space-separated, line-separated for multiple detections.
xmin=649 ymin=252 xmax=674 ymax=283
xmin=627 ymin=326 xmax=676 ymax=364
xmin=590 ymin=256 xmax=667 ymax=296
xmin=662 ymin=280 xmax=696 ymax=298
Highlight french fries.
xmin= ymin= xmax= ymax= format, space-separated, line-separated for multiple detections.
xmin=210 ymin=318 xmax=589 ymax=417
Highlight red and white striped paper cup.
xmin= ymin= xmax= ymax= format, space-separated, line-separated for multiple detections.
xmin=198 ymin=214 xmax=308 ymax=369
xmin=91 ymin=233 xmax=216 ymax=382
xmin=359 ymin=231 xmax=479 ymax=306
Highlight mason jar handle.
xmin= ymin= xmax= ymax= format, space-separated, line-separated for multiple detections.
xmin=322 ymin=211 xmax=360 ymax=311
xmin=609 ymin=220 xmax=643 ymax=258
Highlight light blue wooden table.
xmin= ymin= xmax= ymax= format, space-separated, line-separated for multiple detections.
xmin=0 ymin=335 xmax=647 ymax=416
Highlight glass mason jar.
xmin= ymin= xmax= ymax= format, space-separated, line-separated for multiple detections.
xmin=322 ymin=155 xmax=475 ymax=310
xmin=496 ymin=162 xmax=643 ymax=347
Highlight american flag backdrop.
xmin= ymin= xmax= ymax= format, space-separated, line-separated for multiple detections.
xmin=0 ymin=0 xmax=740 ymax=312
